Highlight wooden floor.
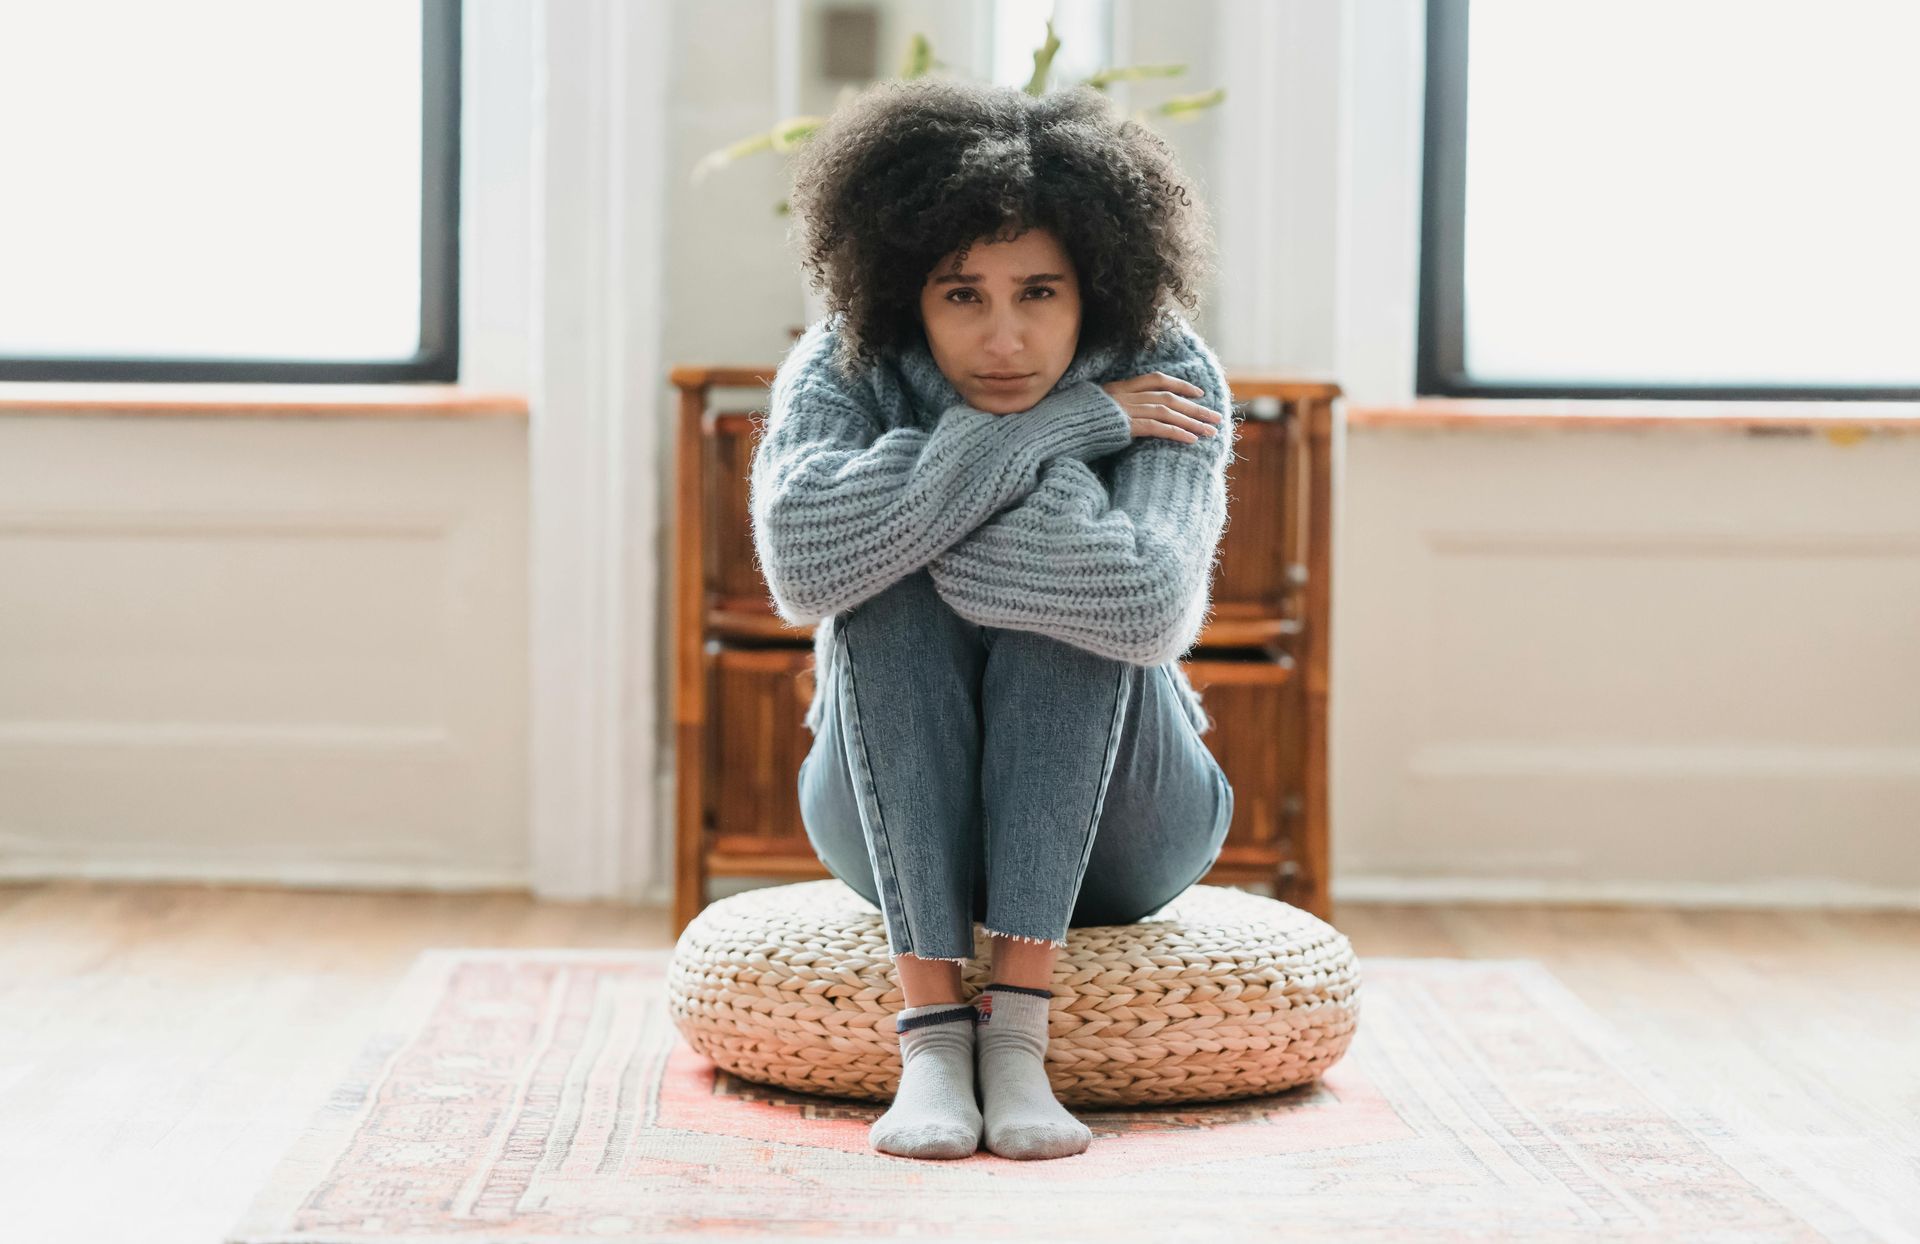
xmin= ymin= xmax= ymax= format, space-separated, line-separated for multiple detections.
xmin=4 ymin=881 xmax=1916 ymax=1243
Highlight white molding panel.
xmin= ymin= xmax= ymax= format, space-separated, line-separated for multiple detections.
xmin=0 ymin=414 xmax=529 ymax=889
xmin=1333 ymin=425 xmax=1920 ymax=908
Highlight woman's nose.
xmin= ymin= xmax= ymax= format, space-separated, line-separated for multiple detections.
xmin=983 ymin=316 xmax=1025 ymax=356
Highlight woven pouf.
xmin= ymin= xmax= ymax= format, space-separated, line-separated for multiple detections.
xmin=666 ymin=877 xmax=1362 ymax=1108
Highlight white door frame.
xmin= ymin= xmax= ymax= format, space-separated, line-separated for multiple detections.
xmin=527 ymin=0 xmax=671 ymax=902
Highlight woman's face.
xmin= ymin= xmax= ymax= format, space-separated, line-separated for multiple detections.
xmin=918 ymin=225 xmax=1083 ymax=415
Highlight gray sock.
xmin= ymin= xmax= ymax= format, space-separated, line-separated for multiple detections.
xmin=974 ymin=985 xmax=1092 ymax=1160
xmin=868 ymin=1002 xmax=982 ymax=1160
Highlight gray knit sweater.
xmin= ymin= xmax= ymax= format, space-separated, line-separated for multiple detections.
xmin=748 ymin=307 xmax=1236 ymax=737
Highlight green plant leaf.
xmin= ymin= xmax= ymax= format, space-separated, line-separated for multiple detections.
xmin=1024 ymin=19 xmax=1061 ymax=96
xmin=770 ymin=115 xmax=824 ymax=153
xmin=692 ymin=115 xmax=824 ymax=182
xmin=899 ymin=32 xmax=932 ymax=79
xmin=692 ymin=132 xmax=772 ymax=184
xmin=1151 ymin=87 xmax=1226 ymax=120
xmin=1083 ymin=63 xmax=1188 ymax=89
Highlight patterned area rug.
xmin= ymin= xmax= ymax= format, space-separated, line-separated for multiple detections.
xmin=226 ymin=949 xmax=1882 ymax=1243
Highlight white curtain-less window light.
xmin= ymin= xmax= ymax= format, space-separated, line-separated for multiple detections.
xmin=1464 ymin=0 xmax=1920 ymax=389
xmin=0 ymin=0 xmax=422 ymax=363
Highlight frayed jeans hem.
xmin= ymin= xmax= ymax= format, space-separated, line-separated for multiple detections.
xmin=885 ymin=948 xmax=974 ymax=964
xmin=983 ymin=926 xmax=1068 ymax=949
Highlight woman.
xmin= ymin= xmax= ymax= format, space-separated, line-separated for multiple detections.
xmin=749 ymin=76 xmax=1236 ymax=1162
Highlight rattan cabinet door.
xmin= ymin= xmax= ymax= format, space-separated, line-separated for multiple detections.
xmin=1180 ymin=655 xmax=1307 ymax=894
xmin=705 ymin=645 xmax=821 ymax=870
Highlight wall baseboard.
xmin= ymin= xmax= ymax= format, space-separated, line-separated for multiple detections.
xmin=8 ymin=862 xmax=1911 ymax=914
xmin=632 ymin=872 xmax=1920 ymax=916
xmin=1329 ymin=874 xmax=1920 ymax=912
xmin=0 ymin=857 xmax=528 ymax=893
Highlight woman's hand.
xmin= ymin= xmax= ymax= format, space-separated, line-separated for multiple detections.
xmin=1099 ymin=372 xmax=1226 ymax=444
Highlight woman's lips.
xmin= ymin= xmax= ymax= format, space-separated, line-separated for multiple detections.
xmin=978 ymin=374 xmax=1034 ymax=387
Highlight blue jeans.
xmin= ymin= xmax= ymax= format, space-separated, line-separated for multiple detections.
xmin=797 ymin=568 xmax=1235 ymax=964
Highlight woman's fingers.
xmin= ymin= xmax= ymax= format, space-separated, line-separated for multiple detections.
xmin=1164 ymin=394 xmax=1227 ymax=425
xmin=1127 ymin=396 xmax=1224 ymax=440
xmin=1102 ymin=373 xmax=1227 ymax=442
xmin=1153 ymin=402 xmax=1220 ymax=439
xmin=1110 ymin=374 xmax=1224 ymax=420
xmin=1122 ymin=405 xmax=1218 ymax=442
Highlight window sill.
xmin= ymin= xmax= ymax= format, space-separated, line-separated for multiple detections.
xmin=1347 ymin=398 xmax=1920 ymax=436
xmin=0 ymin=382 xmax=529 ymax=419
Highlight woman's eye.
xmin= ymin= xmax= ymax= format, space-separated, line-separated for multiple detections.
xmin=946 ymin=287 xmax=1052 ymax=303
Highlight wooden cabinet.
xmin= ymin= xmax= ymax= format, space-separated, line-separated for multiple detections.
xmin=669 ymin=363 xmax=1338 ymax=935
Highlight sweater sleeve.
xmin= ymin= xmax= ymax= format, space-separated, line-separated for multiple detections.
xmin=748 ymin=320 xmax=1136 ymax=625
xmin=922 ymin=316 xmax=1235 ymax=667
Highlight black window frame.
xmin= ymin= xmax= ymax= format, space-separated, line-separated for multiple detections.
xmin=0 ymin=0 xmax=461 ymax=385
xmin=1416 ymin=0 xmax=1916 ymax=402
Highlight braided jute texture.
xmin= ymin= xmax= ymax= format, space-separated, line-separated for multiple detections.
xmin=666 ymin=879 xmax=1362 ymax=1108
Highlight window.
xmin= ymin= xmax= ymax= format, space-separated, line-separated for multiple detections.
xmin=0 ymin=0 xmax=460 ymax=384
xmin=1418 ymin=0 xmax=1920 ymax=400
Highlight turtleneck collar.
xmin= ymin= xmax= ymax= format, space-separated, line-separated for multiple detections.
xmin=888 ymin=328 xmax=1125 ymax=424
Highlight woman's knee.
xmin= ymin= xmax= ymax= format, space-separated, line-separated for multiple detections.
xmin=1065 ymin=672 xmax=1231 ymax=926
xmin=1070 ymin=839 xmax=1217 ymax=926
xmin=837 ymin=569 xmax=984 ymax=725
xmin=840 ymin=567 xmax=967 ymax=651
xmin=983 ymin=625 xmax=1127 ymax=678
xmin=797 ymin=729 xmax=881 ymax=904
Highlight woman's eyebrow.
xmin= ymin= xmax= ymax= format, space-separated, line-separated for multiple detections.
xmin=929 ymin=272 xmax=1068 ymax=286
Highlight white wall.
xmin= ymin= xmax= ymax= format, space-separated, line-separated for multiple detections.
xmin=0 ymin=413 xmax=530 ymax=888
xmin=684 ymin=0 xmax=1920 ymax=909
xmin=1325 ymin=0 xmax=1920 ymax=907
xmin=1337 ymin=425 xmax=1920 ymax=906
xmin=5 ymin=0 xmax=1913 ymax=909
xmin=0 ymin=0 xmax=535 ymax=890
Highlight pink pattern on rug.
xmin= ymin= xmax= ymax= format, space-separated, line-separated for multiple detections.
xmin=226 ymin=950 xmax=1883 ymax=1243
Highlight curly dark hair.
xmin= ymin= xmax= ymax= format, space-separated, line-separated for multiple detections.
xmin=786 ymin=75 xmax=1215 ymax=378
